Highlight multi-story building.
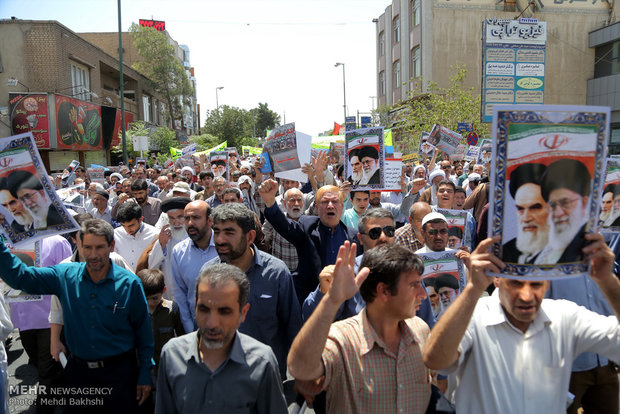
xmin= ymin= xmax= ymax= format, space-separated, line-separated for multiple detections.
xmin=0 ymin=19 xmax=169 ymax=170
xmin=80 ymin=26 xmax=199 ymax=139
xmin=375 ymin=0 xmax=612 ymax=117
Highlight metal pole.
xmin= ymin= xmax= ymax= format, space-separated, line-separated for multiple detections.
xmin=118 ymin=0 xmax=127 ymax=165
xmin=341 ymin=64 xmax=347 ymax=122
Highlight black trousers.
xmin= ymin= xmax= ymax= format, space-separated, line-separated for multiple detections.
xmin=56 ymin=351 xmax=139 ymax=414
xmin=19 ymin=328 xmax=63 ymax=414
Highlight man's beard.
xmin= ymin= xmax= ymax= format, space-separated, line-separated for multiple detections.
xmin=171 ymin=225 xmax=187 ymax=241
xmin=600 ymin=209 xmax=611 ymax=222
xmin=516 ymin=221 xmax=549 ymax=256
xmin=432 ymin=302 xmax=442 ymax=316
xmin=13 ymin=212 xmax=33 ymax=227
xmin=351 ymin=170 xmax=362 ymax=182
xmin=550 ymin=205 xmax=587 ymax=250
xmin=362 ymin=165 xmax=378 ymax=181
xmin=199 ymin=327 xmax=228 ymax=349
xmin=286 ymin=206 xmax=303 ymax=219
xmin=25 ymin=197 xmax=50 ymax=221
xmin=216 ymin=241 xmax=246 ymax=263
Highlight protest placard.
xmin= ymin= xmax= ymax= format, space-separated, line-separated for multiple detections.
xmin=478 ymin=138 xmax=493 ymax=164
xmin=344 ymin=127 xmax=385 ymax=190
xmin=436 ymin=208 xmax=469 ymax=249
xmin=5 ymin=241 xmax=42 ymax=302
xmin=489 ymin=105 xmax=608 ymax=279
xmin=418 ymin=132 xmax=435 ymax=158
xmin=210 ymin=151 xmax=229 ymax=182
xmin=599 ymin=157 xmax=620 ymax=232
xmin=417 ymin=250 xmax=467 ymax=294
xmin=264 ymin=123 xmax=302 ymax=174
xmin=464 ymin=145 xmax=480 ymax=162
xmin=383 ymin=153 xmax=403 ymax=192
xmin=0 ymin=132 xmax=79 ymax=246
xmin=428 ymin=124 xmax=463 ymax=156
xmin=56 ymin=183 xmax=85 ymax=209
xmin=452 ymin=144 xmax=467 ymax=162
xmin=87 ymin=167 xmax=105 ymax=184
xmin=60 ymin=159 xmax=79 ymax=186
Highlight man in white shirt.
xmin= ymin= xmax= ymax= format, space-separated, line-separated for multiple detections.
xmin=423 ymin=235 xmax=620 ymax=414
xmin=113 ymin=202 xmax=158 ymax=272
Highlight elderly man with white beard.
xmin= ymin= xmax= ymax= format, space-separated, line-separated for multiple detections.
xmin=137 ymin=198 xmax=191 ymax=300
xmin=502 ymin=163 xmax=550 ymax=264
xmin=262 ymin=188 xmax=303 ymax=272
xmin=7 ymin=170 xmax=64 ymax=229
xmin=536 ymin=159 xmax=591 ymax=264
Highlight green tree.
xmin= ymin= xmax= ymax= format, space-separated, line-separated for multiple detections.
xmin=111 ymin=121 xmax=179 ymax=166
xmin=251 ymin=102 xmax=280 ymax=138
xmin=395 ymin=64 xmax=489 ymax=155
xmin=203 ymin=105 xmax=255 ymax=149
xmin=189 ymin=133 xmax=220 ymax=152
xmin=129 ymin=23 xmax=194 ymax=125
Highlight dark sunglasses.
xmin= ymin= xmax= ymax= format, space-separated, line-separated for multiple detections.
xmin=426 ymin=228 xmax=448 ymax=236
xmin=364 ymin=225 xmax=396 ymax=240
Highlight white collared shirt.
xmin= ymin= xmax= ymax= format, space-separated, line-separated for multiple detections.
xmin=113 ymin=222 xmax=159 ymax=271
xmin=442 ymin=292 xmax=620 ymax=414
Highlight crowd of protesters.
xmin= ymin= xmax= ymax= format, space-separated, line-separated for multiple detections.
xmin=0 ymin=147 xmax=617 ymax=414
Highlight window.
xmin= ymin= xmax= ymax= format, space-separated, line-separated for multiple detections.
xmin=70 ymin=62 xmax=90 ymax=101
xmin=143 ymin=95 xmax=152 ymax=123
xmin=412 ymin=0 xmax=420 ymax=27
xmin=393 ymin=61 xmax=401 ymax=88
xmin=380 ymin=32 xmax=385 ymax=56
xmin=594 ymin=41 xmax=620 ymax=78
xmin=393 ymin=16 xmax=400 ymax=44
xmin=412 ymin=47 xmax=421 ymax=79
xmin=380 ymin=71 xmax=386 ymax=96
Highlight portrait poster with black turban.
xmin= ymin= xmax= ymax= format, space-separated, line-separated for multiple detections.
xmin=0 ymin=132 xmax=78 ymax=246
xmin=416 ymin=251 xmax=467 ymax=297
xmin=599 ymin=158 xmax=620 ymax=232
xmin=344 ymin=127 xmax=385 ymax=190
xmin=489 ymin=105 xmax=609 ymax=279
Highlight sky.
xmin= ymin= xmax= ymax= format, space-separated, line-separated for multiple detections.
xmin=1 ymin=0 xmax=387 ymax=136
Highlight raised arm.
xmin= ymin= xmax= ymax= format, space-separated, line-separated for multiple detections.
xmin=287 ymin=241 xmax=369 ymax=381
xmin=423 ymin=237 xmax=502 ymax=370
xmin=585 ymin=232 xmax=620 ymax=319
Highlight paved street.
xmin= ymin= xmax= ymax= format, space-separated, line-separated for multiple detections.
xmin=6 ymin=331 xmax=37 ymax=413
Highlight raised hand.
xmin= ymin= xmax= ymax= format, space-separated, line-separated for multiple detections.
xmin=467 ymin=236 xmax=504 ymax=291
xmin=257 ymin=179 xmax=279 ymax=208
xmin=326 ymin=241 xmax=369 ymax=304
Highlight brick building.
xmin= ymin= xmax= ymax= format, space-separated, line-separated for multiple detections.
xmin=0 ymin=19 xmax=169 ymax=171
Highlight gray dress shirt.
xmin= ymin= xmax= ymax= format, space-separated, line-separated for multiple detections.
xmin=155 ymin=331 xmax=287 ymax=414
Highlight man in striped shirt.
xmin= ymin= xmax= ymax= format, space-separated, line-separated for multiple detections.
xmin=288 ymin=242 xmax=431 ymax=414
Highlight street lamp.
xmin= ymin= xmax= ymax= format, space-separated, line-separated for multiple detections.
xmin=334 ymin=62 xmax=346 ymax=124
xmin=215 ymin=86 xmax=224 ymax=110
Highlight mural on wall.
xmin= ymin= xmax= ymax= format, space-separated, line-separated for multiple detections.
xmin=9 ymin=93 xmax=51 ymax=149
xmin=55 ymin=95 xmax=102 ymax=150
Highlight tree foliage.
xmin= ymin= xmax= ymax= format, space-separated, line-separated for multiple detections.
xmin=203 ymin=105 xmax=267 ymax=149
xmin=129 ymin=23 xmax=194 ymax=124
xmin=395 ymin=64 xmax=489 ymax=155
xmin=189 ymin=133 xmax=220 ymax=152
xmin=253 ymin=103 xmax=280 ymax=138
xmin=111 ymin=121 xmax=179 ymax=166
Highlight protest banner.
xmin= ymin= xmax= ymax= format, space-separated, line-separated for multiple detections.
xmin=170 ymin=147 xmax=183 ymax=160
xmin=417 ymin=251 xmax=467 ymax=294
xmin=428 ymin=124 xmax=463 ymax=156
xmin=5 ymin=241 xmax=42 ymax=303
xmin=56 ymin=183 xmax=85 ymax=209
xmin=599 ymin=158 xmax=620 ymax=232
xmin=192 ymin=141 xmax=228 ymax=158
xmin=489 ymin=105 xmax=608 ymax=279
xmin=0 ymin=132 xmax=79 ymax=246
xmin=329 ymin=142 xmax=345 ymax=164
xmin=182 ymin=143 xmax=197 ymax=156
xmin=402 ymin=153 xmax=418 ymax=162
xmin=210 ymin=151 xmax=229 ymax=182
xmin=242 ymin=146 xmax=262 ymax=157
xmin=264 ymin=123 xmax=302 ymax=174
xmin=344 ymin=127 xmax=385 ymax=190
xmin=478 ymin=138 xmax=493 ymax=164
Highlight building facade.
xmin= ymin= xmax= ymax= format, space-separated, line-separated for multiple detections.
xmin=376 ymin=0 xmax=613 ymax=115
xmin=0 ymin=19 xmax=169 ymax=171
xmin=79 ymin=28 xmax=199 ymax=139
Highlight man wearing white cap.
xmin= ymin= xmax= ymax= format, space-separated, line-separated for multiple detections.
xmin=180 ymin=166 xmax=202 ymax=192
xmin=419 ymin=169 xmax=446 ymax=206
xmin=415 ymin=212 xmax=451 ymax=254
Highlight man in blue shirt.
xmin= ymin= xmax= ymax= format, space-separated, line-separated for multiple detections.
xmin=201 ymin=203 xmax=301 ymax=380
xmin=171 ymin=200 xmax=218 ymax=333
xmin=0 ymin=219 xmax=153 ymax=413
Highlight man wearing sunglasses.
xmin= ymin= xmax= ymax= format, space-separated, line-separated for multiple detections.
xmin=415 ymin=212 xmax=450 ymax=254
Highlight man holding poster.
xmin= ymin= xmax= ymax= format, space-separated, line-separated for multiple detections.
xmin=423 ymin=235 xmax=620 ymax=414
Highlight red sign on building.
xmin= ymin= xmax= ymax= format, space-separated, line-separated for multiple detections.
xmin=139 ymin=19 xmax=165 ymax=31
xmin=9 ymin=93 xmax=51 ymax=149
